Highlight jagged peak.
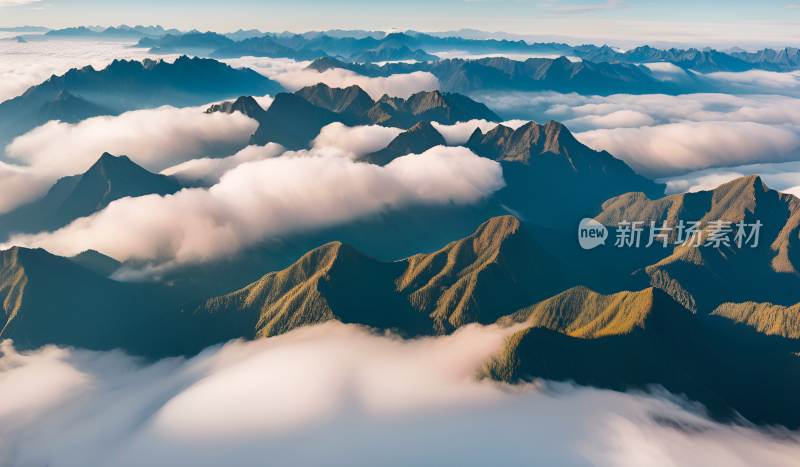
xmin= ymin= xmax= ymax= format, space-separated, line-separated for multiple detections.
xmin=407 ymin=120 xmax=436 ymax=133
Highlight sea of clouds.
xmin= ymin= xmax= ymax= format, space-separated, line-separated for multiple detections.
xmin=220 ymin=55 xmax=439 ymax=99
xmin=477 ymin=91 xmax=800 ymax=180
xmin=2 ymin=322 xmax=799 ymax=467
xmin=1 ymin=144 xmax=505 ymax=272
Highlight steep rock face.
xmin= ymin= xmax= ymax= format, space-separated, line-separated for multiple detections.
xmin=187 ymin=216 xmax=572 ymax=338
xmin=357 ymin=121 xmax=446 ymax=166
xmin=596 ymin=175 xmax=800 ymax=313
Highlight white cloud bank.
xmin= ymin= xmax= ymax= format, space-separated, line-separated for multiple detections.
xmin=472 ymin=91 xmax=800 ymax=178
xmin=577 ymin=121 xmax=800 ymax=179
xmin=1 ymin=322 xmax=799 ymax=467
xmin=6 ymin=105 xmax=259 ymax=178
xmin=0 ymin=105 xmax=259 ymax=214
xmin=311 ymin=122 xmax=404 ymax=156
xmin=2 ymin=147 xmax=505 ymax=272
xmin=0 ymin=39 xmax=181 ymax=103
xmin=655 ymin=160 xmax=800 ymax=195
xmin=221 ymin=56 xmax=439 ymax=100
xmin=0 ymin=161 xmax=52 ymax=215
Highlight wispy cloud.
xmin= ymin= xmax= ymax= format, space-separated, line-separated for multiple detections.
xmin=0 ymin=0 xmax=41 ymax=6
xmin=554 ymin=0 xmax=634 ymax=14
xmin=785 ymin=4 xmax=800 ymax=8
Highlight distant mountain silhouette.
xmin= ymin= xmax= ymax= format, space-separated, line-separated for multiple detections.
xmin=304 ymin=56 xmax=667 ymax=95
xmin=357 ymin=121 xmax=446 ymax=165
xmin=575 ymin=45 xmax=759 ymax=72
xmin=223 ymin=29 xmax=267 ymax=42
xmin=217 ymin=31 xmax=575 ymax=60
xmin=134 ymin=31 xmax=234 ymax=53
xmin=482 ymin=285 xmax=800 ymax=428
xmin=45 ymin=26 xmax=146 ymax=39
xmin=348 ymin=45 xmax=438 ymax=63
xmin=573 ymin=44 xmax=800 ymax=72
xmin=210 ymin=35 xmax=329 ymax=60
xmin=0 ymin=153 xmax=185 ymax=240
xmin=730 ymin=47 xmax=800 ymax=72
xmin=0 ymin=56 xmax=285 ymax=145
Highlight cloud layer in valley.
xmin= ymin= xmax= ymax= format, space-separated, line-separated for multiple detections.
xmin=0 ymin=104 xmax=260 ymax=214
xmin=221 ymin=56 xmax=439 ymax=99
xmin=5 ymin=104 xmax=259 ymax=177
xmin=656 ymin=160 xmax=800 ymax=196
xmin=2 ymin=322 xmax=799 ymax=467
xmin=2 ymin=146 xmax=505 ymax=273
xmin=0 ymin=39 xmax=181 ymax=103
xmin=475 ymin=91 xmax=800 ymax=178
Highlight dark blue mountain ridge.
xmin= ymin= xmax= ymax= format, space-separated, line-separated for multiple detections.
xmin=0 ymin=55 xmax=285 ymax=146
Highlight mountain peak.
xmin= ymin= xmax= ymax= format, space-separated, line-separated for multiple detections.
xmin=205 ymin=96 xmax=267 ymax=121
xmin=356 ymin=119 xmax=446 ymax=166
xmin=470 ymin=215 xmax=522 ymax=254
xmin=51 ymin=153 xmax=183 ymax=228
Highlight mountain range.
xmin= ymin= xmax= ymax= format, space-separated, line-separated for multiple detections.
xmin=0 ymin=56 xmax=284 ymax=146
xmin=208 ymin=83 xmax=500 ymax=149
xmin=594 ymin=175 xmax=800 ymax=315
xmin=466 ymin=120 xmax=665 ymax=226
xmin=575 ymin=45 xmax=800 ymax=72
xmin=4 ymin=213 xmax=800 ymax=428
xmin=305 ymin=56 xmax=671 ymax=95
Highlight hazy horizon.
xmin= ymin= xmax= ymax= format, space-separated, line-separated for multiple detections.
xmin=2 ymin=0 xmax=800 ymax=49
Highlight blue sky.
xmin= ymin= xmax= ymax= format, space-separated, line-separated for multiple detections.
xmin=2 ymin=0 xmax=800 ymax=47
